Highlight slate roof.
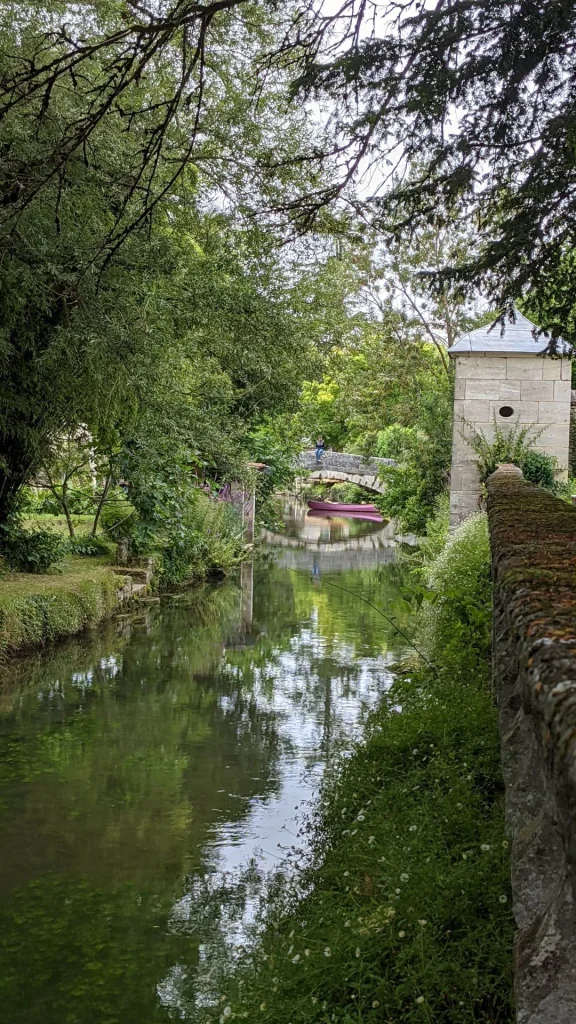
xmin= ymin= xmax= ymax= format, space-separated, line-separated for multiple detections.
xmin=449 ymin=308 xmax=569 ymax=355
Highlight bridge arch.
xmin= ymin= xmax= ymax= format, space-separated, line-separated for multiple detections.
xmin=294 ymin=450 xmax=395 ymax=496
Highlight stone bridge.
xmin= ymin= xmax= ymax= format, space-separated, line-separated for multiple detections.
xmin=294 ymin=450 xmax=395 ymax=495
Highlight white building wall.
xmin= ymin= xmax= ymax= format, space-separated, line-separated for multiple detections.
xmin=450 ymin=354 xmax=571 ymax=527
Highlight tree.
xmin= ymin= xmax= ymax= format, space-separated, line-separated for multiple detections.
xmin=280 ymin=1 xmax=576 ymax=331
xmin=0 ymin=3 xmax=332 ymax=528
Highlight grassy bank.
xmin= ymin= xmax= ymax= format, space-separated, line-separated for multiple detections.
xmin=212 ymin=514 xmax=514 ymax=1023
xmin=0 ymin=558 xmax=122 ymax=657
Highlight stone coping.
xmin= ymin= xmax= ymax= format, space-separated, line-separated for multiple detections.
xmin=487 ymin=468 xmax=576 ymax=1023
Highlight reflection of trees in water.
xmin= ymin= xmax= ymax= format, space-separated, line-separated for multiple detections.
xmin=0 ymin=557 xmax=411 ymax=1024
xmin=0 ymin=581 xmax=292 ymax=1023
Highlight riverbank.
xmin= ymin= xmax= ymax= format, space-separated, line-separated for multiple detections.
xmin=0 ymin=557 xmax=131 ymax=657
xmin=212 ymin=514 xmax=515 ymax=1023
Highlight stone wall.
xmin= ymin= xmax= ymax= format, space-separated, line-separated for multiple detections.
xmin=295 ymin=450 xmax=395 ymax=474
xmin=487 ymin=467 xmax=576 ymax=1023
xmin=451 ymin=354 xmax=571 ymax=526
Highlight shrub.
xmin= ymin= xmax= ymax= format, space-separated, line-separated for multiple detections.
xmin=419 ymin=512 xmax=492 ymax=674
xmin=467 ymin=418 xmax=557 ymax=490
xmin=1 ymin=528 xmax=67 ymax=574
xmin=418 ymin=492 xmax=450 ymax=561
xmin=521 ymin=449 xmax=557 ymax=489
xmin=376 ymin=422 xmax=452 ymax=535
xmin=99 ymin=491 xmax=137 ymax=535
xmin=159 ymin=492 xmax=244 ymax=586
xmin=0 ymin=567 xmax=120 ymax=654
xmin=67 ymin=535 xmax=111 ymax=557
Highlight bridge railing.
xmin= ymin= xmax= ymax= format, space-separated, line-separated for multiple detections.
xmin=295 ymin=450 xmax=396 ymax=472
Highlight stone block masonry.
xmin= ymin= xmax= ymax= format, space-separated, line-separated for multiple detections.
xmin=487 ymin=468 xmax=576 ymax=1023
xmin=450 ymin=355 xmax=571 ymax=526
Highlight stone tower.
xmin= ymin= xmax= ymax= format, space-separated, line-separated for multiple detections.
xmin=449 ymin=310 xmax=572 ymax=527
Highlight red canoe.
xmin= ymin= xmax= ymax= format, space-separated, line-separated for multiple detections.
xmin=307 ymin=499 xmax=378 ymax=513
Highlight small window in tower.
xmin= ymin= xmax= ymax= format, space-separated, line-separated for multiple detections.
xmin=499 ymin=406 xmax=514 ymax=418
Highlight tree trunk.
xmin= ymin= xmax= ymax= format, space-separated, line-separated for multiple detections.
xmin=91 ymin=469 xmax=112 ymax=536
xmin=61 ymin=480 xmax=75 ymax=538
xmin=0 ymin=439 xmax=35 ymax=530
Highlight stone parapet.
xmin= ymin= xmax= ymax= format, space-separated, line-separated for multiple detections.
xmin=295 ymin=450 xmax=395 ymax=474
xmin=487 ymin=468 xmax=576 ymax=1023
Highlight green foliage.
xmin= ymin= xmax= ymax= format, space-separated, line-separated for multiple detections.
xmin=288 ymin=4 xmax=576 ymax=328
xmin=0 ymin=3 xmax=332 ymax=530
xmin=418 ymin=492 xmax=451 ymax=562
xmin=1 ymin=527 xmax=67 ymax=574
xmin=0 ymin=561 xmax=119 ymax=655
xmin=467 ymin=420 xmax=557 ymax=488
xmin=159 ymin=493 xmax=244 ymax=586
xmin=214 ymin=516 xmax=512 ymax=1023
xmin=521 ymin=450 xmax=558 ymax=490
xmin=376 ymin=405 xmax=453 ymax=534
xmin=420 ymin=513 xmax=492 ymax=675
xmin=67 ymin=535 xmax=111 ymax=558
xmin=99 ymin=492 xmax=137 ymax=540
xmin=247 ymin=418 xmax=302 ymax=530
xmin=297 ymin=378 xmax=349 ymax=450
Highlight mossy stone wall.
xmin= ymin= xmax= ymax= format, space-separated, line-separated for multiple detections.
xmin=487 ymin=467 xmax=576 ymax=1024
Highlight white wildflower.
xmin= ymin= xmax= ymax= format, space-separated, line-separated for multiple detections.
xmin=344 ymin=919 xmax=350 ymax=928
xmin=499 ymin=895 xmax=508 ymax=904
xmin=372 ymin=1000 xmax=380 ymax=1008
xmin=324 ymin=947 xmax=332 ymax=957
xmin=357 ymin=813 xmax=365 ymax=822
xmin=415 ymin=995 xmax=425 ymax=1005
xmin=260 ymin=1004 xmax=266 ymax=1012
xmin=399 ymin=930 xmax=406 ymax=938
xmin=343 ymin=871 xmax=349 ymax=877
xmin=292 ymin=954 xmax=301 ymax=964
xmin=222 ymin=1008 xmax=232 ymax=1019
xmin=480 ymin=844 xmax=491 ymax=852
xmin=368 ymin=835 xmax=375 ymax=844
xmin=418 ymin=919 xmax=427 ymax=927
xmin=409 ymin=825 xmax=417 ymax=832
xmin=304 ymin=949 xmax=310 ymax=957
xmin=400 ymin=873 xmax=409 ymax=882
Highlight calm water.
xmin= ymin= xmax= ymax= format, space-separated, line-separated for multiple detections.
xmin=0 ymin=505 xmax=411 ymax=1023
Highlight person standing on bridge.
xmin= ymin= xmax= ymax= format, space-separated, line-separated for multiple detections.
xmin=315 ymin=437 xmax=325 ymax=465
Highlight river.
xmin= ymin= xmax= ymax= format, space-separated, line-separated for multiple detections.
xmin=0 ymin=503 xmax=412 ymax=1023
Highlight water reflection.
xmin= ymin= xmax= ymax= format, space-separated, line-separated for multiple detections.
xmin=0 ymin=515 xmax=411 ymax=1023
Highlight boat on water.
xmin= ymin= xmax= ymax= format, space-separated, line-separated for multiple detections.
xmin=307 ymin=509 xmax=384 ymax=523
xmin=307 ymin=499 xmax=378 ymax=513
